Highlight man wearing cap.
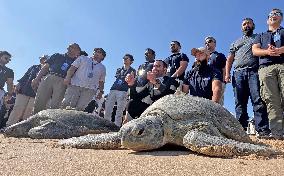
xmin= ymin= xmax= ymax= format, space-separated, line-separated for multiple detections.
xmin=124 ymin=60 xmax=179 ymax=122
xmin=182 ymin=47 xmax=222 ymax=103
xmin=252 ymin=8 xmax=284 ymax=139
xmin=62 ymin=48 xmax=106 ymax=111
xmin=6 ymin=55 xmax=48 ymax=126
xmin=225 ymin=18 xmax=270 ymax=136
xmin=164 ymin=41 xmax=189 ymax=82
xmin=31 ymin=43 xmax=81 ymax=114
xmin=205 ymin=36 xmax=227 ymax=105
xmin=104 ymin=54 xmax=136 ymax=127
xmin=0 ymin=51 xmax=13 ymax=129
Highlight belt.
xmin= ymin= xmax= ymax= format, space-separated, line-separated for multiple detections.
xmin=49 ymin=72 xmax=65 ymax=78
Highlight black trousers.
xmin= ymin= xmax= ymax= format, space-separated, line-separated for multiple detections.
xmin=127 ymin=99 xmax=150 ymax=119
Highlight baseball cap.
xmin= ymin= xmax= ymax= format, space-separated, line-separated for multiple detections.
xmin=39 ymin=55 xmax=49 ymax=60
xmin=191 ymin=47 xmax=210 ymax=57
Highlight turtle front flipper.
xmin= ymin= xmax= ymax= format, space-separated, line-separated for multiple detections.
xmin=183 ymin=130 xmax=282 ymax=157
xmin=58 ymin=132 xmax=122 ymax=149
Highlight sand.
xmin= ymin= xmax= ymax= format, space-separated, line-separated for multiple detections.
xmin=1 ymin=134 xmax=284 ymax=176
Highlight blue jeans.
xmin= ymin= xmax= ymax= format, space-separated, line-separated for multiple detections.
xmin=232 ymin=68 xmax=269 ymax=133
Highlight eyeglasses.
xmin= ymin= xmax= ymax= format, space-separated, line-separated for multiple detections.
xmin=268 ymin=11 xmax=283 ymax=18
xmin=3 ymin=56 xmax=11 ymax=61
xmin=205 ymin=40 xmax=214 ymax=44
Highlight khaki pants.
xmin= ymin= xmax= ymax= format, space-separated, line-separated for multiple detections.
xmin=62 ymin=85 xmax=96 ymax=111
xmin=258 ymin=64 xmax=284 ymax=136
xmin=104 ymin=90 xmax=128 ymax=127
xmin=6 ymin=94 xmax=34 ymax=126
xmin=33 ymin=74 xmax=67 ymax=114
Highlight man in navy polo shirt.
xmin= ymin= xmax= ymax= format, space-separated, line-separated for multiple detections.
xmin=252 ymin=8 xmax=284 ymax=139
xmin=31 ymin=43 xmax=81 ymax=114
xmin=182 ymin=47 xmax=222 ymax=104
xmin=205 ymin=36 xmax=227 ymax=105
xmin=104 ymin=54 xmax=136 ymax=127
xmin=164 ymin=41 xmax=189 ymax=82
xmin=6 ymin=55 xmax=47 ymax=126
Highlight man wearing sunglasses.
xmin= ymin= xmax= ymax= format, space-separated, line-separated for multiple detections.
xmin=225 ymin=18 xmax=270 ymax=137
xmin=205 ymin=36 xmax=226 ymax=105
xmin=252 ymin=8 xmax=284 ymax=139
xmin=0 ymin=51 xmax=14 ymax=108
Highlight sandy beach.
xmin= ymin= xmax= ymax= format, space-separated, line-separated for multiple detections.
xmin=1 ymin=134 xmax=284 ymax=176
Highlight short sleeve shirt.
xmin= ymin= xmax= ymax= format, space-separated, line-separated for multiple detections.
xmin=47 ymin=53 xmax=75 ymax=78
xmin=229 ymin=34 xmax=259 ymax=69
xmin=0 ymin=65 xmax=14 ymax=89
xmin=184 ymin=64 xmax=222 ymax=100
xmin=253 ymin=27 xmax=284 ymax=68
xmin=110 ymin=66 xmax=136 ymax=92
xmin=71 ymin=56 xmax=106 ymax=90
xmin=208 ymin=51 xmax=226 ymax=80
xmin=164 ymin=53 xmax=189 ymax=80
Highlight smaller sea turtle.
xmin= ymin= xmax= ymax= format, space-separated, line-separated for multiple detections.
xmin=4 ymin=109 xmax=119 ymax=139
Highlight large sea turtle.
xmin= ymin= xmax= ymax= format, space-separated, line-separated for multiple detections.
xmin=59 ymin=95 xmax=281 ymax=157
xmin=4 ymin=109 xmax=119 ymax=139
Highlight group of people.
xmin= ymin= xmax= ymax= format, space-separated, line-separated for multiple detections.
xmin=0 ymin=8 xmax=283 ymax=140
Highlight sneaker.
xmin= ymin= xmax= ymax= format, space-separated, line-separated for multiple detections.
xmin=257 ymin=133 xmax=283 ymax=140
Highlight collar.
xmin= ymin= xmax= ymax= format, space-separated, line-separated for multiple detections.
xmin=267 ymin=26 xmax=283 ymax=32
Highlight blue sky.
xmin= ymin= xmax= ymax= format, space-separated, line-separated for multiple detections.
xmin=0 ymin=0 xmax=283 ymax=116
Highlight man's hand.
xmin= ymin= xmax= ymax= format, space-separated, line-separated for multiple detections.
xmin=31 ymin=78 xmax=40 ymax=90
xmin=63 ymin=78 xmax=71 ymax=86
xmin=96 ymin=91 xmax=103 ymax=100
xmin=224 ymin=74 xmax=231 ymax=83
xmin=267 ymin=44 xmax=281 ymax=56
xmin=125 ymin=72 xmax=135 ymax=86
xmin=146 ymin=71 xmax=157 ymax=84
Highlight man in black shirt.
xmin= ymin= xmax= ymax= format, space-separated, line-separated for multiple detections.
xmin=124 ymin=60 xmax=179 ymax=122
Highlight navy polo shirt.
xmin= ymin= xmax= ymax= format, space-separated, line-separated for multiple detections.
xmin=47 ymin=53 xmax=75 ymax=78
xmin=164 ymin=53 xmax=189 ymax=80
xmin=253 ymin=27 xmax=284 ymax=68
xmin=184 ymin=63 xmax=222 ymax=100
xmin=17 ymin=64 xmax=42 ymax=97
xmin=110 ymin=66 xmax=136 ymax=92
xmin=208 ymin=51 xmax=226 ymax=81
xmin=0 ymin=65 xmax=14 ymax=89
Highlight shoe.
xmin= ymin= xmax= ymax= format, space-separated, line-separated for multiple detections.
xmin=257 ymin=133 xmax=283 ymax=140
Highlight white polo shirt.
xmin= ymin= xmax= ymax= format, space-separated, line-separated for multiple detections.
xmin=71 ymin=56 xmax=106 ymax=90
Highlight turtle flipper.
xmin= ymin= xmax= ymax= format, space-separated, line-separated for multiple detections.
xmin=183 ymin=130 xmax=281 ymax=157
xmin=58 ymin=132 xmax=122 ymax=149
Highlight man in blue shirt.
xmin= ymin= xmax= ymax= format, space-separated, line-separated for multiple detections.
xmin=183 ymin=47 xmax=222 ymax=104
xmin=225 ymin=18 xmax=270 ymax=136
xmin=31 ymin=43 xmax=81 ymax=114
xmin=6 ymin=55 xmax=47 ymax=126
xmin=205 ymin=36 xmax=227 ymax=105
xmin=104 ymin=54 xmax=136 ymax=127
xmin=252 ymin=8 xmax=284 ymax=139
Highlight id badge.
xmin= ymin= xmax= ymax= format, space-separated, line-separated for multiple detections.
xmin=88 ymin=73 xmax=93 ymax=78
xmin=61 ymin=63 xmax=69 ymax=71
xmin=274 ymin=32 xmax=281 ymax=43
xmin=167 ymin=66 xmax=171 ymax=73
xmin=116 ymin=79 xmax=123 ymax=85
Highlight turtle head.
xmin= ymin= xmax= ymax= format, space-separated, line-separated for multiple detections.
xmin=120 ymin=116 xmax=165 ymax=151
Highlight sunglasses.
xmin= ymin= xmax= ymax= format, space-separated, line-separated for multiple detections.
xmin=268 ymin=11 xmax=283 ymax=18
xmin=205 ymin=39 xmax=214 ymax=44
xmin=3 ymin=56 xmax=11 ymax=61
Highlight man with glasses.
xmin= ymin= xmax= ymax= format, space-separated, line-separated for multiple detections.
xmin=225 ymin=18 xmax=270 ymax=136
xmin=205 ymin=36 xmax=227 ymax=105
xmin=0 ymin=51 xmax=14 ymax=129
xmin=252 ymin=8 xmax=284 ymax=139
xmin=31 ymin=43 xmax=81 ymax=114
xmin=104 ymin=54 xmax=136 ymax=127
xmin=62 ymin=48 xmax=106 ymax=111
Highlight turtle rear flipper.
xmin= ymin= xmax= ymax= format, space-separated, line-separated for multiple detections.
xmin=183 ymin=130 xmax=281 ymax=157
xmin=58 ymin=132 xmax=122 ymax=149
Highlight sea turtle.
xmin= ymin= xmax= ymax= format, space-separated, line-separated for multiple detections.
xmin=59 ymin=94 xmax=281 ymax=157
xmin=4 ymin=109 xmax=119 ymax=139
